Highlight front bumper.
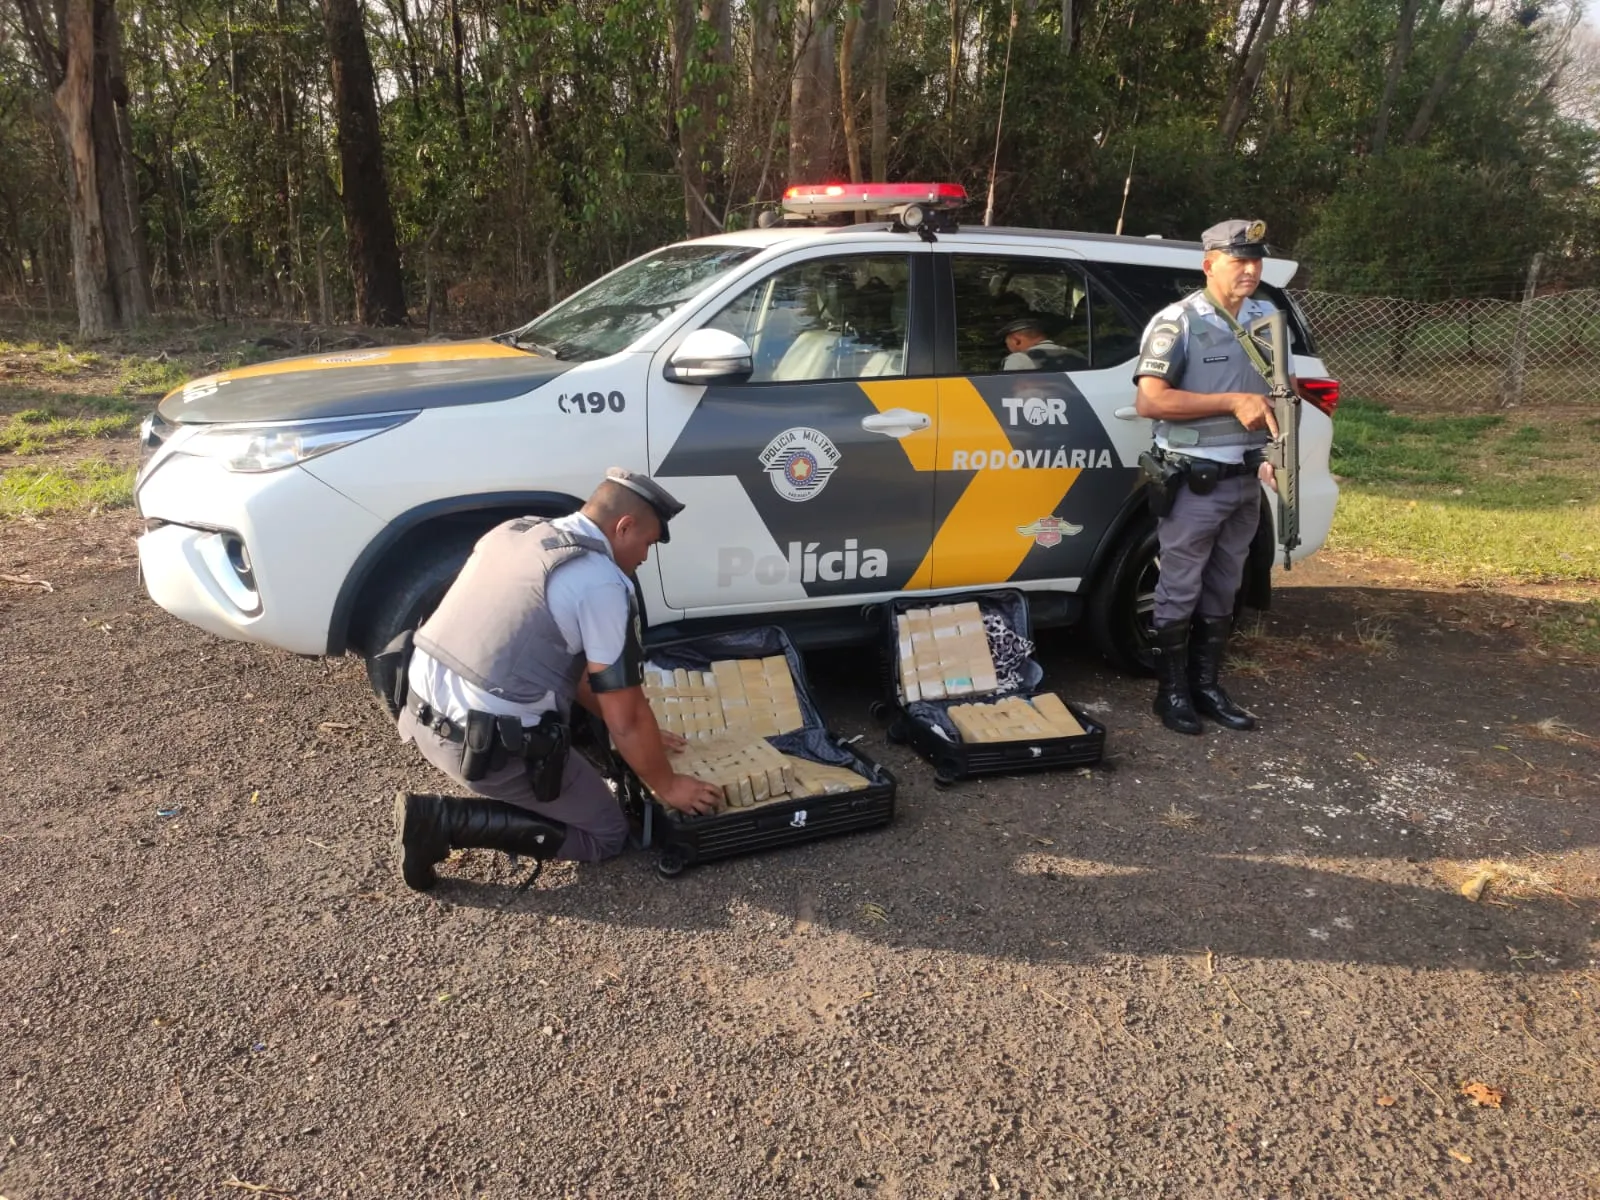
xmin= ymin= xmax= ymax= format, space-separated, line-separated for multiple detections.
xmin=136 ymin=454 xmax=383 ymax=655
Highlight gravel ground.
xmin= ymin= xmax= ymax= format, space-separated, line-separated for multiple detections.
xmin=1 ymin=512 xmax=1597 ymax=1199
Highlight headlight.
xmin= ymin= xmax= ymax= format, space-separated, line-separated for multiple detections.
xmin=182 ymin=411 xmax=419 ymax=473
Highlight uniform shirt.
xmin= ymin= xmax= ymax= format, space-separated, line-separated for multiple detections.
xmin=407 ymin=511 xmax=634 ymax=725
xmin=1002 ymin=339 xmax=1073 ymax=371
xmin=1132 ymin=291 xmax=1277 ymax=464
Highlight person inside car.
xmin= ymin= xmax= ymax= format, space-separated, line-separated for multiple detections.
xmin=1000 ymin=316 xmax=1079 ymax=371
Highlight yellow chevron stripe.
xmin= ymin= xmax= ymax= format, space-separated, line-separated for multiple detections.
xmin=913 ymin=376 xmax=1082 ymax=589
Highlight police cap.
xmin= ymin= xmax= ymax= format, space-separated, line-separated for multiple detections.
xmin=997 ymin=315 xmax=1047 ymax=340
xmin=604 ymin=466 xmax=684 ymax=542
xmin=1200 ymin=218 xmax=1268 ymax=259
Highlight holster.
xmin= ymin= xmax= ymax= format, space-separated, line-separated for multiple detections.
xmin=460 ymin=710 xmax=498 ymax=781
xmin=373 ymin=629 xmax=416 ymax=719
xmin=1139 ymin=450 xmax=1187 ymax=519
xmin=519 ymin=717 xmax=570 ymax=804
xmin=453 ymin=711 xmax=569 ymax=799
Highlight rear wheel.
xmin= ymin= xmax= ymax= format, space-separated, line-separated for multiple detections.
xmin=1086 ymin=516 xmax=1160 ymax=675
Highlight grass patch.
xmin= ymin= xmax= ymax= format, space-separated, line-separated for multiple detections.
xmin=1530 ymin=600 xmax=1600 ymax=658
xmin=1329 ymin=397 xmax=1599 ymax=583
xmin=1330 ymin=490 xmax=1599 ymax=583
xmin=36 ymin=343 xmax=103 ymax=375
xmin=0 ymin=460 xmax=135 ymax=516
xmin=0 ymin=388 xmax=141 ymax=454
xmin=117 ymin=357 xmax=188 ymax=397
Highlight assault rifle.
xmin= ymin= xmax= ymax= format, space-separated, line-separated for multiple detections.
xmin=1248 ymin=310 xmax=1300 ymax=570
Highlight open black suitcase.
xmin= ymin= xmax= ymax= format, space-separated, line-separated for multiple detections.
xmin=871 ymin=589 xmax=1105 ymax=788
xmin=613 ymin=626 xmax=896 ymax=877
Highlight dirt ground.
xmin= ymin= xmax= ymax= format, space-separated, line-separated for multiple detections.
xmin=1 ymin=506 xmax=1597 ymax=1199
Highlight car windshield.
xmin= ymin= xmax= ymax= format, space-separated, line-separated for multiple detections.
xmin=505 ymin=244 xmax=761 ymax=362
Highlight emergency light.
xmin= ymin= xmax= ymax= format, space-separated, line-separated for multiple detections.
xmin=776 ymin=183 xmax=967 ymax=231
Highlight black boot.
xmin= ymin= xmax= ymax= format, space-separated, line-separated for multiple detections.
xmin=1150 ymin=622 xmax=1203 ymax=736
xmin=1189 ymin=616 xmax=1257 ymax=731
xmin=393 ymin=791 xmax=568 ymax=891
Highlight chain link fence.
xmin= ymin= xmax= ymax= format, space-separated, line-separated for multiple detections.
xmin=1288 ymin=288 xmax=1600 ymax=409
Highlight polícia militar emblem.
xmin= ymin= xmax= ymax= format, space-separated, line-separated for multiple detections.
xmin=759 ymin=427 xmax=841 ymax=502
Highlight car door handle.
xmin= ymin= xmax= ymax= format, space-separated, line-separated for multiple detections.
xmin=860 ymin=409 xmax=931 ymax=437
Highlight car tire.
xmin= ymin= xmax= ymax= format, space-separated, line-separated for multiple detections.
xmin=1086 ymin=515 xmax=1160 ymax=675
xmin=356 ymin=534 xmax=477 ymax=698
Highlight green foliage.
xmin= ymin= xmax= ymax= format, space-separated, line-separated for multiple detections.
xmin=1 ymin=0 xmax=1595 ymax=323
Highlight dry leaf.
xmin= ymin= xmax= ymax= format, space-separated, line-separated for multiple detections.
xmin=1460 ymin=869 xmax=1494 ymax=902
xmin=1376 ymin=1095 xmax=1397 ymax=1107
xmin=1461 ymin=1081 xmax=1504 ymax=1108
xmin=1447 ymin=1149 xmax=1473 ymax=1165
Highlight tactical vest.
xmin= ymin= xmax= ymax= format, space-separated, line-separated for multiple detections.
xmin=1156 ymin=413 xmax=1270 ymax=451
xmin=1154 ymin=292 xmax=1273 ymax=452
xmin=415 ymin=518 xmax=610 ymax=710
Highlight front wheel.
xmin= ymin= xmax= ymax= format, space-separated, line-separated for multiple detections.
xmin=353 ymin=534 xmax=477 ymax=698
xmin=1085 ymin=515 xmax=1160 ymax=675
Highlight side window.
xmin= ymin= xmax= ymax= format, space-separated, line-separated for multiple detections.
xmin=950 ymin=255 xmax=1090 ymax=375
xmin=702 ymin=254 xmax=911 ymax=384
xmin=1086 ymin=276 xmax=1141 ymax=366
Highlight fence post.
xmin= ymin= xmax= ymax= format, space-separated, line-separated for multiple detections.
xmin=1500 ymin=251 xmax=1543 ymax=408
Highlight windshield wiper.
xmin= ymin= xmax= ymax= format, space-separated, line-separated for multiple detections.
xmin=500 ymin=333 xmax=562 ymax=357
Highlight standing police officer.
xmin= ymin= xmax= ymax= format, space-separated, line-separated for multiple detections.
xmin=391 ymin=468 xmax=722 ymax=890
xmin=1132 ymin=219 xmax=1283 ymax=736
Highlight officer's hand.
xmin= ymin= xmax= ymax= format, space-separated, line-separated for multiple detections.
xmin=1230 ymin=392 xmax=1280 ymax=439
xmin=658 ymin=773 xmax=722 ymax=816
xmin=1257 ymin=460 xmax=1277 ymax=490
xmin=660 ymin=729 xmax=689 ymax=754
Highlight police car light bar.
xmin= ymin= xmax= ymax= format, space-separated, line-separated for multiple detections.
xmin=781 ymin=182 xmax=967 ymax=216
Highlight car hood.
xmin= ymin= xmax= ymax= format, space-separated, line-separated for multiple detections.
xmin=156 ymin=341 xmax=573 ymax=424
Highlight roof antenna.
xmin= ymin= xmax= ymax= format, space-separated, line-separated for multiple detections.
xmin=1114 ymin=146 xmax=1136 ymax=235
xmin=983 ymin=3 xmax=1019 ymax=227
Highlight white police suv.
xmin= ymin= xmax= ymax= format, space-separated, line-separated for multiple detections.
xmin=134 ymin=183 xmax=1339 ymax=686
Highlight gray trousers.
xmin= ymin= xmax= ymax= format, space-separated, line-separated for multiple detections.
xmin=1153 ymin=473 xmax=1261 ymax=627
xmin=398 ymin=706 xmax=629 ymax=863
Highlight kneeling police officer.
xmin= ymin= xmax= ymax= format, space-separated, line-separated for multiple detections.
xmin=1132 ymin=219 xmax=1284 ymax=736
xmin=389 ymin=468 xmax=721 ymax=889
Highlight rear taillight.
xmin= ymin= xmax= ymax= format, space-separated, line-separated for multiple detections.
xmin=1299 ymin=377 xmax=1340 ymax=417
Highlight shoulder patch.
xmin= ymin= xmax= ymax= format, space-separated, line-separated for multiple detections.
xmin=1138 ymin=357 xmax=1172 ymax=375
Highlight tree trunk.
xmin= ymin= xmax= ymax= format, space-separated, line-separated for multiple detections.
xmin=839 ymin=8 xmax=863 ymax=183
xmin=671 ymin=0 xmax=729 ymax=236
xmin=104 ymin=7 xmax=153 ymax=322
xmin=1218 ymin=0 xmax=1283 ymax=151
xmin=869 ymin=0 xmax=893 ymax=179
xmin=56 ymin=0 xmax=114 ymax=336
xmin=21 ymin=0 xmax=151 ymax=334
xmin=789 ymin=0 xmax=838 ymax=183
xmin=1404 ymin=3 xmax=1478 ymax=146
xmin=324 ymin=0 xmax=407 ymax=325
xmin=1371 ymin=0 xmax=1422 ymax=155
xmin=449 ymin=0 xmax=469 ymax=148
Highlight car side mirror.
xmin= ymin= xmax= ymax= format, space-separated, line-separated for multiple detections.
xmin=664 ymin=329 xmax=753 ymax=383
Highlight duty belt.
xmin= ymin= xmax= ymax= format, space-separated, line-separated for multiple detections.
xmin=1157 ymin=448 xmax=1267 ymax=478
xmin=406 ymin=693 xmax=468 ymax=743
